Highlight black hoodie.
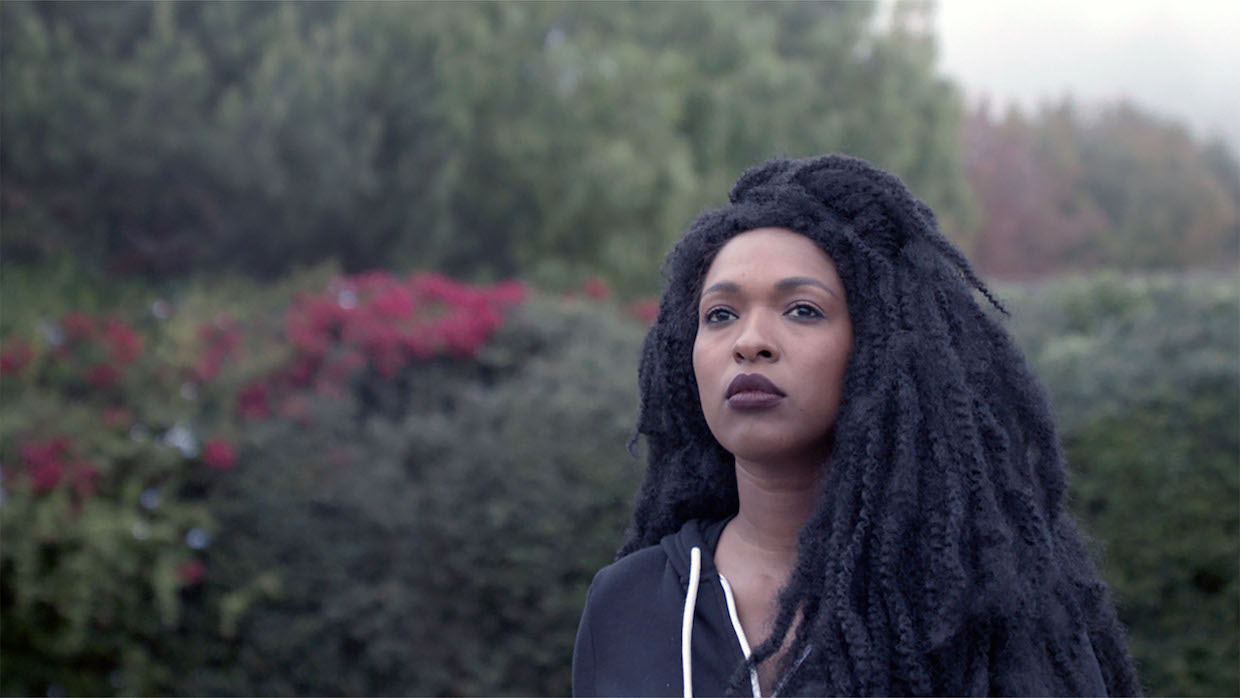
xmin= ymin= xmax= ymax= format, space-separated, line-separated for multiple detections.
xmin=574 ymin=518 xmax=796 ymax=697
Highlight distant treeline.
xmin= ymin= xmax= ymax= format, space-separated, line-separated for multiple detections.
xmin=965 ymin=101 xmax=1239 ymax=277
xmin=2 ymin=2 xmax=1237 ymax=288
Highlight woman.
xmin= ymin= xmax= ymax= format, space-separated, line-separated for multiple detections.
xmin=572 ymin=155 xmax=1140 ymax=696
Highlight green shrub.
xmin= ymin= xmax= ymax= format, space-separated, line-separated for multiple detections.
xmin=1004 ymin=272 xmax=1240 ymax=697
xmin=0 ymin=300 xmax=246 ymax=696
xmin=166 ymin=295 xmax=645 ymax=696
xmin=3 ymin=268 xmax=1234 ymax=696
xmin=1 ymin=2 xmax=971 ymax=291
xmin=1 ymin=264 xmax=539 ymax=696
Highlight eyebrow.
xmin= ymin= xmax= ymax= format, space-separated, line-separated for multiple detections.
xmin=701 ymin=276 xmax=842 ymax=301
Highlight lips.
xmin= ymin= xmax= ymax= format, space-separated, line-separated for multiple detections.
xmin=726 ymin=373 xmax=785 ymax=410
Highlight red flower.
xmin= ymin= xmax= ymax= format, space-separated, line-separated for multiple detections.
xmin=1 ymin=339 xmax=34 ymax=375
xmin=237 ymin=382 xmax=269 ymax=420
xmin=413 ymin=272 xmax=473 ymax=305
xmin=102 ymin=318 xmax=143 ymax=365
xmin=19 ymin=438 xmax=98 ymax=497
xmin=177 ymin=559 xmax=206 ymax=586
xmin=286 ymin=296 xmax=347 ymax=358
xmin=202 ymin=437 xmax=237 ymax=470
xmin=195 ymin=317 xmax=241 ymax=382
xmin=625 ymin=299 xmax=659 ymax=325
xmin=21 ymin=437 xmax=69 ymax=467
xmin=285 ymin=356 xmax=320 ymax=387
xmin=20 ymin=437 xmax=70 ymax=494
xmin=194 ymin=357 xmax=221 ymax=383
xmin=86 ymin=363 xmax=121 ymax=389
xmin=488 ymin=280 xmax=527 ymax=307
xmin=583 ymin=277 xmax=611 ymax=300
xmin=28 ymin=460 xmax=64 ymax=494
xmin=267 ymin=271 xmax=521 ymax=395
xmin=61 ymin=311 xmax=95 ymax=343
xmin=370 ymin=285 xmax=418 ymax=318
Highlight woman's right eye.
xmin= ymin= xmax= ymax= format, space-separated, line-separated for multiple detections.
xmin=703 ymin=308 xmax=736 ymax=324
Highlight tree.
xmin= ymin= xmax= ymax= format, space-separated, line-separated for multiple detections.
xmin=2 ymin=1 xmax=975 ymax=291
xmin=962 ymin=99 xmax=1240 ymax=277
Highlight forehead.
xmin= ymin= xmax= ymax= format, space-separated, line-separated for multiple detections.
xmin=702 ymin=228 xmax=839 ymax=287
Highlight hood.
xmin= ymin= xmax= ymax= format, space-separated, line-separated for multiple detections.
xmin=660 ymin=517 xmax=730 ymax=587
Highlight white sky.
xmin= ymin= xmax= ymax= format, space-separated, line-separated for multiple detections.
xmin=931 ymin=0 xmax=1240 ymax=149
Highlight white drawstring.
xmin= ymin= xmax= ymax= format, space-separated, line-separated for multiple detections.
xmin=719 ymin=573 xmax=763 ymax=697
xmin=681 ymin=546 xmax=702 ymax=698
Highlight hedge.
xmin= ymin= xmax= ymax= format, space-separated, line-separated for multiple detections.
xmin=2 ymin=269 xmax=1235 ymax=696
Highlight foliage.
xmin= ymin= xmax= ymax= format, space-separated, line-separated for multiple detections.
xmin=1 ymin=301 xmax=235 ymax=696
xmin=165 ymin=295 xmax=645 ymax=696
xmin=1 ymin=1 xmax=970 ymax=293
xmin=0 ymin=265 xmax=532 ymax=696
xmin=1002 ymin=272 xmax=1240 ymax=696
xmin=964 ymin=101 xmax=1240 ymax=277
xmin=2 ymin=266 xmax=1235 ymax=696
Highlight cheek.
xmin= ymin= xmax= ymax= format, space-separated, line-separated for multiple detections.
xmin=692 ymin=334 xmax=728 ymax=430
xmin=807 ymin=344 xmax=852 ymax=411
xmin=691 ymin=339 xmax=711 ymax=402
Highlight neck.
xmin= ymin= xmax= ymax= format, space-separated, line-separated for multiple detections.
xmin=729 ymin=456 xmax=823 ymax=564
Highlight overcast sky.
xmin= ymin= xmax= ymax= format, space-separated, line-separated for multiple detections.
xmin=931 ymin=0 xmax=1239 ymax=150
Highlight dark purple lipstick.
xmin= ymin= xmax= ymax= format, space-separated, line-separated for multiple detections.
xmin=726 ymin=373 xmax=786 ymax=410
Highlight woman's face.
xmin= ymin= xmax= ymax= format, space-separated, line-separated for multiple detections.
xmin=692 ymin=228 xmax=853 ymax=468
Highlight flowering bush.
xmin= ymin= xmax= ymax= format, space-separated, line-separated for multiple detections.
xmin=1 ymin=301 xmax=235 ymax=695
xmin=161 ymin=293 xmax=645 ymax=697
xmin=624 ymin=297 xmax=659 ymax=325
xmin=244 ymin=271 xmax=525 ymax=418
xmin=0 ymin=268 xmax=526 ymax=696
xmin=4 ymin=268 xmax=1231 ymax=697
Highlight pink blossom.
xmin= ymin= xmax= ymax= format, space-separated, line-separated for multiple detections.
xmin=285 ymin=356 xmax=320 ymax=387
xmin=488 ymin=280 xmax=527 ymax=307
xmin=625 ymin=299 xmax=659 ymax=325
xmin=61 ymin=311 xmax=95 ymax=343
xmin=195 ymin=318 xmax=241 ymax=381
xmin=1 ymin=339 xmax=34 ymax=375
xmin=102 ymin=318 xmax=143 ymax=365
xmin=370 ymin=285 xmax=418 ymax=318
xmin=237 ymin=382 xmax=269 ymax=420
xmin=29 ymin=460 xmax=64 ymax=494
xmin=177 ymin=559 xmax=206 ymax=586
xmin=583 ymin=277 xmax=611 ymax=300
xmin=21 ymin=437 xmax=70 ymax=494
xmin=202 ymin=437 xmax=237 ymax=470
xmin=86 ymin=363 xmax=121 ymax=389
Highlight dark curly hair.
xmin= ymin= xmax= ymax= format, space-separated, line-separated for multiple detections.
xmin=621 ymin=154 xmax=1141 ymax=695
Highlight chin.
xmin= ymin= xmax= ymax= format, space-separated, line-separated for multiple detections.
xmin=718 ymin=440 xmax=821 ymax=468
xmin=714 ymin=426 xmax=836 ymax=469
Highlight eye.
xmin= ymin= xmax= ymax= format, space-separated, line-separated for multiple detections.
xmin=785 ymin=303 xmax=824 ymax=320
xmin=703 ymin=307 xmax=736 ymax=325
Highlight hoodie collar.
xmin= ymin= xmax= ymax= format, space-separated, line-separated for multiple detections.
xmin=661 ymin=517 xmax=733 ymax=586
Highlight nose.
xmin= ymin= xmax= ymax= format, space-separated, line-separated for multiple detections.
xmin=732 ymin=312 xmax=780 ymax=363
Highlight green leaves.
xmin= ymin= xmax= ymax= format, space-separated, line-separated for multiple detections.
xmin=1004 ymin=273 xmax=1240 ymax=696
xmin=2 ymin=270 xmax=1235 ymax=695
xmin=2 ymin=2 xmax=971 ymax=290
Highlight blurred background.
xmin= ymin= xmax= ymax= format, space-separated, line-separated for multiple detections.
xmin=0 ymin=1 xmax=1235 ymax=696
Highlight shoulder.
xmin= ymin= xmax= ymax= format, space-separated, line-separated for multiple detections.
xmin=574 ymin=543 xmax=686 ymax=697
xmin=589 ymin=544 xmax=675 ymax=601
xmin=587 ymin=516 xmax=723 ymax=602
